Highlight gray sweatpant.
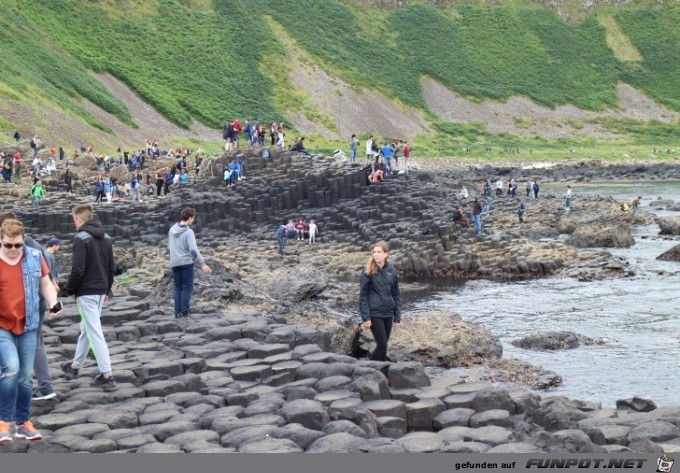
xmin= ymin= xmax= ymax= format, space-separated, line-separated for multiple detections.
xmin=34 ymin=311 xmax=54 ymax=393
xmin=72 ymin=294 xmax=112 ymax=375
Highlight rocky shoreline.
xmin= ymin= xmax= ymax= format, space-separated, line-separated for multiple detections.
xmin=1 ymin=143 xmax=680 ymax=453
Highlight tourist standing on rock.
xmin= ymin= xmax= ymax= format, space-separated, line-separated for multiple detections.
xmin=630 ymin=196 xmax=642 ymax=216
xmin=94 ymin=176 xmax=105 ymax=203
xmin=359 ymin=241 xmax=401 ymax=362
xmin=62 ymin=204 xmax=116 ymax=389
xmin=401 ymin=141 xmax=410 ymax=174
xmin=365 ymin=136 xmax=376 ymax=165
xmin=380 ymin=143 xmax=393 ymax=176
xmin=0 ymin=218 xmax=62 ymax=443
xmin=64 ymin=169 xmax=73 ymax=194
xmin=496 ymin=178 xmax=503 ymax=196
xmin=13 ymin=130 xmax=20 ymax=144
xmin=533 ymin=180 xmax=540 ymax=199
xmin=30 ymin=180 xmax=45 ymax=209
xmin=349 ymin=134 xmax=359 ymax=164
xmin=308 ymin=219 xmax=319 ymax=244
xmin=472 ymin=198 xmax=483 ymax=235
xmin=168 ymin=208 xmax=212 ymax=318
xmin=13 ymin=152 xmax=22 ymax=183
xmin=33 ymin=237 xmax=61 ymax=401
xmin=565 ymin=185 xmax=572 ymax=212
xmin=517 ymin=203 xmax=525 ymax=224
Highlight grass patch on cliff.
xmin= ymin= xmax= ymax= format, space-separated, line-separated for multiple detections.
xmin=616 ymin=5 xmax=680 ymax=111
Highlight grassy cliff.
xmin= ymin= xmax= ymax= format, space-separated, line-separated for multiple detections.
xmin=0 ymin=0 xmax=677 ymax=154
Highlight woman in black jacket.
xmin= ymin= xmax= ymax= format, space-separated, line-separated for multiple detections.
xmin=359 ymin=241 xmax=401 ymax=361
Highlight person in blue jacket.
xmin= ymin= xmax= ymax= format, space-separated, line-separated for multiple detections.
xmin=359 ymin=241 xmax=401 ymax=361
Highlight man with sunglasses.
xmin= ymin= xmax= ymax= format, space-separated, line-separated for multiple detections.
xmin=0 ymin=218 xmax=62 ymax=443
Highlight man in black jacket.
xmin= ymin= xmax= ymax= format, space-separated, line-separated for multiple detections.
xmin=61 ymin=204 xmax=116 ymax=388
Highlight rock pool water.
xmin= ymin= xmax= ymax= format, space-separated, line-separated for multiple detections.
xmin=407 ymin=181 xmax=680 ymax=407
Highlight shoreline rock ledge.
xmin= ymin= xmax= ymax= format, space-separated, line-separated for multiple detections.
xmin=4 ymin=297 xmax=678 ymax=454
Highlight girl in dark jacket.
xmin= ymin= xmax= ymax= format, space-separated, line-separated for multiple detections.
xmin=359 ymin=241 xmax=401 ymax=361
xmin=64 ymin=169 xmax=73 ymax=194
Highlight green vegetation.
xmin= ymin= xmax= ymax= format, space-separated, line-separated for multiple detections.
xmin=616 ymin=5 xmax=680 ymax=111
xmin=0 ymin=0 xmax=677 ymax=156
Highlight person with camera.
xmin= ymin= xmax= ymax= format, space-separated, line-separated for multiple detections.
xmin=0 ymin=218 xmax=62 ymax=443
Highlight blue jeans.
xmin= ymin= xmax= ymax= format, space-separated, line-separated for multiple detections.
xmin=277 ymin=236 xmax=285 ymax=256
xmin=473 ymin=214 xmax=482 ymax=234
xmin=565 ymin=198 xmax=571 ymax=209
xmin=0 ymin=328 xmax=38 ymax=424
xmin=350 ymin=149 xmax=357 ymax=163
xmin=172 ymin=264 xmax=194 ymax=316
xmin=33 ymin=196 xmax=41 ymax=208
xmin=384 ymin=158 xmax=392 ymax=175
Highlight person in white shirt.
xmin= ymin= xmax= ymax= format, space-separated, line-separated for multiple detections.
xmin=565 ymin=186 xmax=572 ymax=212
xmin=308 ymin=219 xmax=319 ymax=244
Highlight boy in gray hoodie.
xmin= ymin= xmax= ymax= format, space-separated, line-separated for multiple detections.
xmin=168 ymin=208 xmax=212 ymax=318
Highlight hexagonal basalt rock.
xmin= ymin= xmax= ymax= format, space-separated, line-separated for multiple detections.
xmin=239 ymin=438 xmax=303 ymax=453
xmin=376 ymin=416 xmax=407 ymax=439
xmin=464 ymin=426 xmax=514 ymax=446
xmin=362 ymin=399 xmax=407 ymax=420
xmin=306 ymin=432 xmax=365 ymax=453
xmin=469 ymin=409 xmax=513 ymax=428
xmin=406 ymin=398 xmax=447 ymax=430
xmin=433 ymin=408 xmax=475 ymax=430
xmin=398 ymin=432 xmax=444 ymax=453
xmin=387 ymin=362 xmax=431 ymax=389
xmin=279 ymin=399 xmax=330 ymax=431
xmin=230 ymin=365 xmax=273 ymax=381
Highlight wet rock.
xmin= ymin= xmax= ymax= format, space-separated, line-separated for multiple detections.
xmin=658 ymin=216 xmax=680 ymax=235
xmin=463 ymin=426 xmax=514 ymax=446
xmin=547 ymin=429 xmax=606 ymax=453
xmin=657 ymin=244 xmax=680 ymax=261
xmin=616 ymin=397 xmax=657 ymax=413
xmin=565 ymin=225 xmax=634 ymax=248
xmin=486 ymin=442 xmax=543 ymax=453
xmin=511 ymin=331 xmax=606 ymax=351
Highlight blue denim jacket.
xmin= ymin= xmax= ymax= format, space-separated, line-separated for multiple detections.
xmin=21 ymin=246 xmax=43 ymax=332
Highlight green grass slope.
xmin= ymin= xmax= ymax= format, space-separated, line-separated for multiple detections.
xmin=0 ymin=0 xmax=677 ymax=152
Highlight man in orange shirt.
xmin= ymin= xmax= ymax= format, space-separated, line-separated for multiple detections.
xmin=0 ymin=219 xmax=61 ymax=443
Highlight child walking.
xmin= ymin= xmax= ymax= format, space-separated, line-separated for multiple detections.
xmin=30 ymin=179 xmax=45 ymax=208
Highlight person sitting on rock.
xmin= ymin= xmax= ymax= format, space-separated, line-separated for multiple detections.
xmin=453 ymin=206 xmax=469 ymax=228
xmin=294 ymin=218 xmax=306 ymax=241
xmin=179 ymin=169 xmax=189 ymax=186
xmin=291 ymin=137 xmax=311 ymax=156
xmin=368 ymin=157 xmax=385 ymax=183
